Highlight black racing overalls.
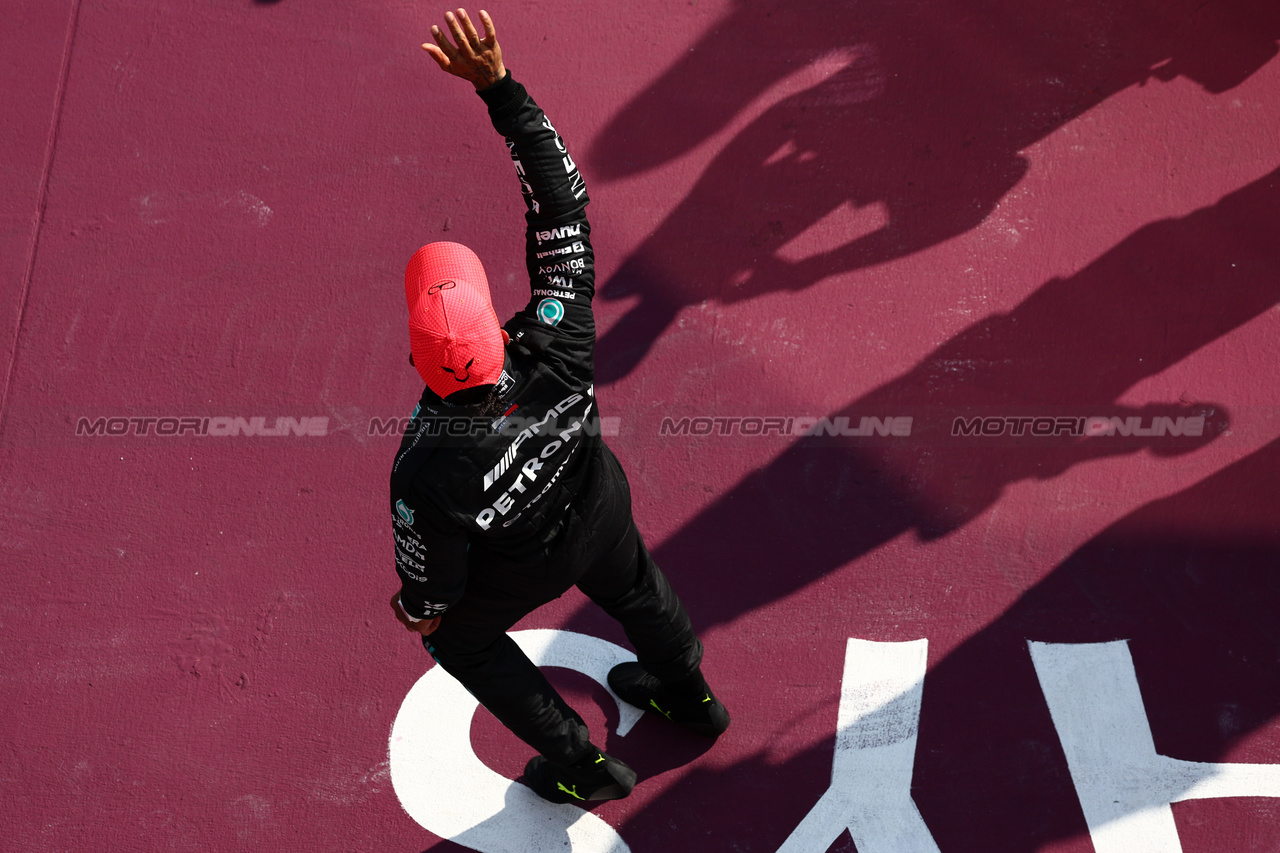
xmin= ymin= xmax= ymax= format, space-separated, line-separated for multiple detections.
xmin=389 ymin=73 xmax=703 ymax=765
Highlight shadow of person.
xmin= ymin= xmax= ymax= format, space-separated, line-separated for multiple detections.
xmin=908 ymin=431 xmax=1280 ymax=850
xmin=554 ymin=158 xmax=1280 ymax=851
xmin=605 ymin=433 xmax=1280 ymax=852
xmin=643 ymin=164 xmax=1278 ymax=632
xmin=589 ymin=0 xmax=1280 ymax=381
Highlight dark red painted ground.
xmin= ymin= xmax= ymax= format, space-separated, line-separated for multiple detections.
xmin=3 ymin=1 xmax=1279 ymax=851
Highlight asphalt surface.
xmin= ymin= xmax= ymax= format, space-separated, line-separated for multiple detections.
xmin=3 ymin=1 xmax=1279 ymax=851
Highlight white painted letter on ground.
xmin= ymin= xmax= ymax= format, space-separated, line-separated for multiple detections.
xmin=389 ymin=629 xmax=643 ymax=853
xmin=1030 ymin=640 xmax=1280 ymax=853
xmin=777 ymin=638 xmax=940 ymax=853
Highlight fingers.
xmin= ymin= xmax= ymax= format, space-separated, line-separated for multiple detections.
xmin=429 ymin=23 xmax=456 ymax=59
xmin=422 ymin=40 xmax=450 ymax=70
xmin=478 ymin=9 xmax=497 ymax=46
xmin=444 ymin=10 xmax=474 ymax=56
xmin=457 ymin=8 xmax=484 ymax=49
xmin=423 ymin=9 xmax=497 ymax=80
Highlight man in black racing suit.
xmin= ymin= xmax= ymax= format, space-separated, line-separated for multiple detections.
xmin=388 ymin=9 xmax=729 ymax=805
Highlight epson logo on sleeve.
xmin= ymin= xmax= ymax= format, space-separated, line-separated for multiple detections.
xmin=510 ymin=154 xmax=540 ymax=212
xmin=537 ymin=298 xmax=565 ymax=326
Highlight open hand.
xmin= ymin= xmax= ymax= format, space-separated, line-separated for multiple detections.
xmin=422 ymin=8 xmax=506 ymax=91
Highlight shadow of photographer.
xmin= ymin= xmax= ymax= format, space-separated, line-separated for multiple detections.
xmin=589 ymin=0 xmax=1280 ymax=381
xmin=562 ymin=165 xmax=1280 ymax=850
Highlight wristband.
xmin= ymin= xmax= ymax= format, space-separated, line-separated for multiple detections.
xmin=398 ymin=596 xmax=424 ymax=623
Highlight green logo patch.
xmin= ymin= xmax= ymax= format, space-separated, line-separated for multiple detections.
xmin=536 ymin=298 xmax=565 ymax=326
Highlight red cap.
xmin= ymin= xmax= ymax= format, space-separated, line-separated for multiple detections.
xmin=405 ymin=242 xmax=504 ymax=398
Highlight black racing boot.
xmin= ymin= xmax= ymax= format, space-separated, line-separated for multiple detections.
xmin=524 ymin=747 xmax=637 ymax=804
xmin=608 ymin=662 xmax=731 ymax=738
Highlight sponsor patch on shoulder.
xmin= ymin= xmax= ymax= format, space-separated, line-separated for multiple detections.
xmin=536 ymin=298 xmax=565 ymax=326
xmin=395 ymin=499 xmax=415 ymax=525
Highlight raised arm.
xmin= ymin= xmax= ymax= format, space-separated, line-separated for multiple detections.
xmin=424 ymin=9 xmax=596 ymax=346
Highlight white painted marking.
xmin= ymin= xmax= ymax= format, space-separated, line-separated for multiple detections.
xmin=1030 ymin=640 xmax=1280 ymax=853
xmin=389 ymin=629 xmax=642 ymax=852
xmin=777 ymin=638 xmax=940 ymax=853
